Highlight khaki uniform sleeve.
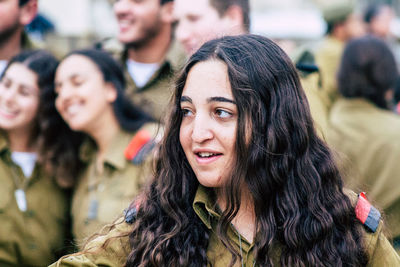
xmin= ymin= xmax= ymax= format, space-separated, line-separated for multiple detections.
xmin=50 ymin=219 xmax=132 ymax=267
xmin=314 ymin=37 xmax=344 ymax=107
xmin=300 ymin=73 xmax=330 ymax=139
xmin=366 ymin=222 xmax=400 ymax=266
xmin=48 ymin=255 xmax=100 ymax=267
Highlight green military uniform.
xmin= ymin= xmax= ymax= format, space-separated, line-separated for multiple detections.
xmin=71 ymin=124 xmax=158 ymax=248
xmin=291 ymin=45 xmax=330 ymax=138
xmin=50 ymin=184 xmax=400 ymax=266
xmin=298 ymin=70 xmax=331 ymax=138
xmin=314 ymin=36 xmax=345 ymax=109
xmin=101 ymin=39 xmax=186 ymax=122
xmin=328 ymin=98 xmax=400 ymax=250
xmin=0 ymin=134 xmax=70 ymax=266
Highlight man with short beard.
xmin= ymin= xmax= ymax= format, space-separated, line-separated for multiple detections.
xmin=0 ymin=0 xmax=38 ymax=76
xmin=100 ymin=0 xmax=185 ymax=122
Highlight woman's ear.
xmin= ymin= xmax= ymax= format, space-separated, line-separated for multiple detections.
xmin=19 ymin=0 xmax=38 ymax=26
xmin=160 ymin=2 xmax=174 ymax=23
xmin=105 ymin=82 xmax=118 ymax=103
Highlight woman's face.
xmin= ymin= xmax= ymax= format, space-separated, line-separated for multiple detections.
xmin=0 ymin=63 xmax=39 ymax=134
xmin=55 ymin=55 xmax=116 ymax=133
xmin=179 ymin=60 xmax=237 ymax=188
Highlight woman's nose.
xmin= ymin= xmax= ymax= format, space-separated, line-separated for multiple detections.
xmin=191 ymin=114 xmax=213 ymax=143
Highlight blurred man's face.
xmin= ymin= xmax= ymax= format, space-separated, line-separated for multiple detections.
xmin=0 ymin=0 xmax=21 ymax=44
xmin=370 ymin=6 xmax=394 ymax=38
xmin=344 ymin=13 xmax=366 ymax=40
xmin=114 ymin=0 xmax=164 ymax=47
xmin=174 ymin=0 xmax=227 ymax=55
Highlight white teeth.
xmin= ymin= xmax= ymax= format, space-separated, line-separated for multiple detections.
xmin=65 ymin=104 xmax=81 ymax=116
xmin=0 ymin=106 xmax=17 ymax=116
xmin=118 ymin=20 xmax=131 ymax=26
xmin=198 ymin=152 xmax=215 ymax=158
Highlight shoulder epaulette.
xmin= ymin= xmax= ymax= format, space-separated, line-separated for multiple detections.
xmin=124 ymin=201 xmax=140 ymax=224
xmin=355 ymin=192 xmax=381 ymax=233
xmin=296 ymin=63 xmax=319 ymax=74
xmin=124 ymin=129 xmax=155 ymax=165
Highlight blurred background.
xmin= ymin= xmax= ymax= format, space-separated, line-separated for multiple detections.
xmin=29 ymin=0 xmax=400 ymax=55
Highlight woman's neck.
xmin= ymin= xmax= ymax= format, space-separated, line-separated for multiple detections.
xmin=217 ymin=188 xmax=256 ymax=243
xmin=7 ymin=128 xmax=36 ymax=152
xmin=87 ymin=113 xmax=121 ymax=174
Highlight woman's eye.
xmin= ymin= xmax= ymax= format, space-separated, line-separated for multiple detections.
xmin=71 ymin=76 xmax=84 ymax=87
xmin=18 ymin=86 xmax=36 ymax=97
xmin=1 ymin=78 xmax=12 ymax=88
xmin=181 ymin=108 xmax=193 ymax=117
xmin=72 ymin=80 xmax=83 ymax=87
xmin=19 ymin=88 xmax=30 ymax=96
xmin=215 ymin=109 xmax=232 ymax=118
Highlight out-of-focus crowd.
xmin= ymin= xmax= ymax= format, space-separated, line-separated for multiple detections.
xmin=0 ymin=0 xmax=400 ymax=266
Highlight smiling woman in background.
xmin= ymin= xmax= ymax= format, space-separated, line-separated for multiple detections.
xmin=54 ymin=49 xmax=158 ymax=248
xmin=0 ymin=50 xmax=76 ymax=266
xmin=51 ymin=35 xmax=400 ymax=267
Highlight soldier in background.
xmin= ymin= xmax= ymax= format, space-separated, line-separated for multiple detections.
xmin=314 ymin=0 xmax=365 ymax=109
xmin=0 ymin=0 xmax=38 ymax=76
xmin=173 ymin=0 xmax=249 ymax=56
xmin=364 ymin=3 xmax=395 ymax=40
xmin=0 ymin=50 xmax=72 ymax=266
xmin=100 ymin=0 xmax=185 ymax=122
xmin=363 ymin=3 xmax=400 ymax=69
xmin=328 ymin=36 xmax=400 ymax=254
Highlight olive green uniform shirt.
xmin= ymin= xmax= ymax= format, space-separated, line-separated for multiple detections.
xmin=328 ymin=98 xmax=400 ymax=241
xmin=0 ymin=135 xmax=70 ymax=267
xmin=300 ymin=72 xmax=331 ymax=138
xmin=71 ymin=124 xmax=158 ymax=248
xmin=291 ymin=45 xmax=331 ymax=138
xmin=314 ymin=36 xmax=345 ymax=109
xmin=50 ymin=185 xmax=400 ymax=267
xmin=101 ymin=39 xmax=186 ymax=122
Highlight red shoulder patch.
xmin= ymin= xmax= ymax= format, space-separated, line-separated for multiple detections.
xmin=355 ymin=192 xmax=381 ymax=233
xmin=124 ymin=130 xmax=152 ymax=162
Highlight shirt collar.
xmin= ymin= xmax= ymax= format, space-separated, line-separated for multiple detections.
xmin=21 ymin=31 xmax=38 ymax=50
xmin=122 ymin=39 xmax=186 ymax=72
xmin=103 ymin=130 xmax=132 ymax=169
xmin=193 ymin=185 xmax=220 ymax=229
xmin=0 ymin=131 xmax=8 ymax=153
xmin=79 ymin=130 xmax=133 ymax=170
xmin=164 ymin=40 xmax=186 ymax=72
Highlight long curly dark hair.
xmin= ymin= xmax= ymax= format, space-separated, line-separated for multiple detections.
xmin=126 ymin=34 xmax=368 ymax=266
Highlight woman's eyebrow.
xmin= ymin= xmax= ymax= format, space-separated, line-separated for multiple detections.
xmin=180 ymin=96 xmax=192 ymax=103
xmin=207 ymin=96 xmax=236 ymax=104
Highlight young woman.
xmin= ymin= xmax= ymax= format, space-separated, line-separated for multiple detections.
xmin=51 ymin=35 xmax=400 ymax=266
xmin=0 ymin=50 xmax=74 ymax=266
xmin=54 ymin=49 xmax=158 ymax=247
xmin=328 ymin=35 xmax=400 ymax=253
